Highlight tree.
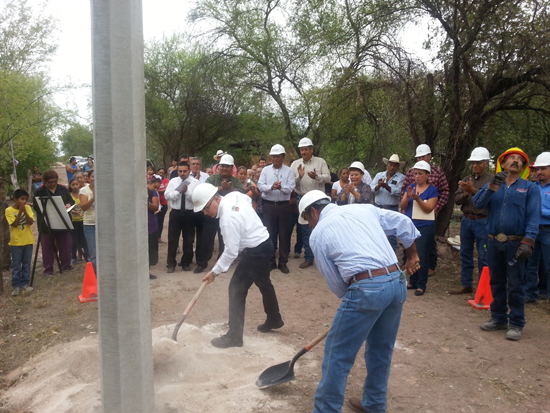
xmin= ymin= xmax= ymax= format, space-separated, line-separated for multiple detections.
xmin=59 ymin=123 xmax=93 ymax=158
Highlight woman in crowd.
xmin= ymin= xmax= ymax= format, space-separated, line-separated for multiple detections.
xmin=331 ymin=167 xmax=350 ymax=202
xmin=82 ymin=158 xmax=94 ymax=173
xmin=237 ymin=166 xmax=260 ymax=210
xmin=68 ymin=178 xmax=88 ymax=265
xmin=147 ymin=177 xmax=161 ymax=280
xmin=400 ymin=160 xmax=438 ymax=296
xmin=156 ymin=168 xmax=170 ymax=242
xmin=336 ymin=162 xmax=371 ymax=205
xmin=168 ymin=158 xmax=178 ymax=177
xmin=82 ymin=171 xmax=90 ymax=184
xmin=80 ymin=171 xmax=96 ymax=274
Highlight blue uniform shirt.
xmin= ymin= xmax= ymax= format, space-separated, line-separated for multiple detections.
xmin=473 ymin=177 xmax=540 ymax=240
xmin=536 ymin=181 xmax=550 ymax=226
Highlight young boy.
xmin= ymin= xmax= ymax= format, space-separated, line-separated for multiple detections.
xmin=5 ymin=189 xmax=35 ymax=296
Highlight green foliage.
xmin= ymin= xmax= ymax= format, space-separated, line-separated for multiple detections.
xmin=59 ymin=123 xmax=93 ymax=158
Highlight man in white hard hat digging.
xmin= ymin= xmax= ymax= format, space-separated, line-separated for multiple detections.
xmin=298 ymin=190 xmax=420 ymax=413
xmin=450 ymin=147 xmax=494 ymax=294
xmin=192 ymin=183 xmax=284 ymax=348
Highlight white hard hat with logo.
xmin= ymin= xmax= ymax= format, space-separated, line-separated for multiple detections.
xmin=532 ymin=152 xmax=550 ymax=167
xmin=467 ymin=147 xmax=491 ymax=161
xmin=192 ymin=183 xmax=218 ymax=212
xmin=415 ymin=144 xmax=432 ymax=157
xmin=269 ymin=144 xmax=286 ymax=155
xmin=298 ymin=190 xmax=331 ymax=225
xmin=298 ymin=137 xmax=314 ymax=148
xmin=219 ymin=154 xmax=234 ymax=166
xmin=413 ymin=160 xmax=431 ymax=173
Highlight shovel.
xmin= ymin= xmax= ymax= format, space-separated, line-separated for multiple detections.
xmin=256 ymin=328 xmax=330 ymax=389
xmin=171 ymin=281 xmax=208 ymax=341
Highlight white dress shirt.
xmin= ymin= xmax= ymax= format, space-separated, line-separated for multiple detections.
xmin=164 ymin=176 xmax=198 ymax=210
xmin=290 ymin=156 xmax=331 ymax=196
xmin=257 ymin=164 xmax=295 ymax=201
xmin=191 ymin=171 xmax=208 ymax=183
xmin=212 ymin=192 xmax=270 ymax=274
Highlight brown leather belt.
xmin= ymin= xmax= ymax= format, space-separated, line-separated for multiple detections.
xmin=488 ymin=234 xmax=523 ymax=242
xmin=464 ymin=213 xmax=487 ymax=220
xmin=350 ymin=264 xmax=400 ymax=284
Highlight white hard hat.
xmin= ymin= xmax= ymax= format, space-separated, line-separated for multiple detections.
xmin=532 ymin=152 xmax=550 ymax=167
xmin=413 ymin=160 xmax=431 ymax=173
xmin=349 ymin=161 xmax=365 ymax=174
xmin=298 ymin=137 xmax=314 ymax=148
xmin=269 ymin=144 xmax=286 ymax=155
xmin=219 ymin=154 xmax=234 ymax=166
xmin=415 ymin=144 xmax=432 ymax=157
xmin=298 ymin=190 xmax=330 ymax=225
xmin=467 ymin=147 xmax=491 ymax=161
xmin=192 ymin=183 xmax=218 ymax=213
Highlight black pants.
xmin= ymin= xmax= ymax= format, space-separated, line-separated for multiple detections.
xmin=202 ymin=216 xmax=224 ymax=264
xmin=263 ymin=202 xmax=290 ymax=265
xmin=192 ymin=212 xmax=209 ymax=268
xmin=148 ymin=232 xmax=159 ymax=266
xmin=227 ymin=239 xmax=282 ymax=339
xmin=167 ymin=209 xmax=184 ymax=268
xmin=180 ymin=209 xmax=195 ymax=266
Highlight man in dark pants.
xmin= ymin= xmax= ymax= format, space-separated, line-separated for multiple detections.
xmin=257 ymin=144 xmax=295 ymax=273
xmin=164 ymin=162 xmax=196 ymax=273
xmin=193 ymin=183 xmax=283 ymax=348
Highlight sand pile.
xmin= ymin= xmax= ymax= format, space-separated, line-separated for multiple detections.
xmin=3 ymin=323 xmax=301 ymax=412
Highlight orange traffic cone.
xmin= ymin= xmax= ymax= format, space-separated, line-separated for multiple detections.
xmin=79 ymin=262 xmax=98 ymax=303
xmin=468 ymin=266 xmax=492 ymax=310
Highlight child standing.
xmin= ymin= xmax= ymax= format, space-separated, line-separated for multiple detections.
xmin=5 ymin=189 xmax=35 ymax=296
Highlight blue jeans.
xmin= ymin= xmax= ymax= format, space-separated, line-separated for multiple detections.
xmin=300 ymin=223 xmax=314 ymax=262
xmin=313 ymin=271 xmax=406 ymax=413
xmin=408 ymin=223 xmax=434 ymax=291
xmin=84 ymin=225 xmax=97 ymax=274
xmin=10 ymin=245 xmax=33 ymax=289
xmin=459 ymin=217 xmax=488 ymax=288
xmin=525 ymin=226 xmax=550 ymax=300
xmin=487 ymin=238 xmax=526 ymax=328
xmin=288 ymin=212 xmax=303 ymax=254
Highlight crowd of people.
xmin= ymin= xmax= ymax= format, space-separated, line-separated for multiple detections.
xmin=5 ymin=141 xmax=550 ymax=413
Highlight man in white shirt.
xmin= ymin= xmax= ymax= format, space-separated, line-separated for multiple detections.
xmin=193 ymin=183 xmax=284 ymax=348
xmin=290 ymin=137 xmax=331 ymax=268
xmin=164 ymin=162 xmax=198 ymax=273
xmin=258 ymin=144 xmax=296 ymax=273
xmin=190 ymin=157 xmax=208 ymax=183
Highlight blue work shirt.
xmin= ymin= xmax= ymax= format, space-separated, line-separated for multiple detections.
xmin=473 ymin=177 xmax=540 ymax=240
xmin=536 ymin=181 xmax=550 ymax=226
xmin=309 ymin=203 xmax=420 ymax=298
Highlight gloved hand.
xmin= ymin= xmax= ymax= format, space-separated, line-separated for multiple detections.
xmin=515 ymin=242 xmax=534 ymax=261
xmin=491 ymin=171 xmax=508 ymax=186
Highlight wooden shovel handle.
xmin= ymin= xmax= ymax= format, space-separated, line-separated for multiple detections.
xmin=171 ymin=281 xmax=208 ymax=341
xmin=304 ymin=328 xmax=330 ymax=351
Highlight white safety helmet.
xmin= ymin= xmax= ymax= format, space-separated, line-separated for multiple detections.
xmin=415 ymin=144 xmax=432 ymax=158
xmin=532 ymin=152 xmax=550 ymax=168
xmin=413 ymin=160 xmax=431 ymax=173
xmin=467 ymin=147 xmax=491 ymax=162
xmin=298 ymin=137 xmax=314 ymax=148
xmin=192 ymin=183 xmax=218 ymax=213
xmin=298 ymin=190 xmax=331 ymax=225
xmin=219 ymin=154 xmax=234 ymax=166
xmin=349 ymin=161 xmax=365 ymax=174
xmin=269 ymin=144 xmax=286 ymax=155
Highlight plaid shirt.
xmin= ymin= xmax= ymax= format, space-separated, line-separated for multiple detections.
xmin=401 ymin=165 xmax=450 ymax=213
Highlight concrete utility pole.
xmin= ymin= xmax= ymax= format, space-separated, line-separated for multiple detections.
xmin=91 ymin=1 xmax=155 ymax=412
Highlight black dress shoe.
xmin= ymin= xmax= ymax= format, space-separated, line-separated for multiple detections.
xmin=166 ymin=267 xmax=175 ymax=274
xmin=269 ymin=262 xmax=277 ymax=271
xmin=182 ymin=265 xmax=191 ymax=271
xmin=414 ymin=289 xmax=425 ymax=296
xmin=278 ymin=264 xmax=290 ymax=274
xmin=194 ymin=266 xmax=205 ymax=274
xmin=211 ymin=334 xmax=243 ymax=348
xmin=257 ymin=319 xmax=284 ymax=333
xmin=149 ymin=274 xmax=157 ymax=280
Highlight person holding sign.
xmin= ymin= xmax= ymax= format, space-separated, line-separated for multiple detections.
xmin=400 ymin=161 xmax=438 ymax=296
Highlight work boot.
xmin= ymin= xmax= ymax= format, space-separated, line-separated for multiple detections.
xmin=11 ymin=288 xmax=20 ymax=297
xmin=257 ymin=319 xmax=284 ymax=333
xmin=506 ymin=326 xmax=523 ymax=341
xmin=348 ymin=397 xmax=367 ymax=412
xmin=449 ymin=286 xmax=473 ymax=295
xmin=211 ymin=334 xmax=243 ymax=348
xmin=299 ymin=260 xmax=313 ymax=269
xmin=480 ymin=319 xmax=508 ymax=331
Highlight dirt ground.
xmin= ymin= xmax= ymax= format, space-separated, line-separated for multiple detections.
xmin=1 ymin=165 xmax=550 ymax=412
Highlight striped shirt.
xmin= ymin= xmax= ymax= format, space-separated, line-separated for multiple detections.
xmin=310 ymin=203 xmax=420 ymax=298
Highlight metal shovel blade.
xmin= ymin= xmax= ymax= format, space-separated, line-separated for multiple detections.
xmin=255 ymin=328 xmax=330 ymax=389
xmin=256 ymin=360 xmax=295 ymax=389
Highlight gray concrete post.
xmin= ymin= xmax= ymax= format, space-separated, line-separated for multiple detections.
xmin=91 ymin=1 xmax=155 ymax=411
